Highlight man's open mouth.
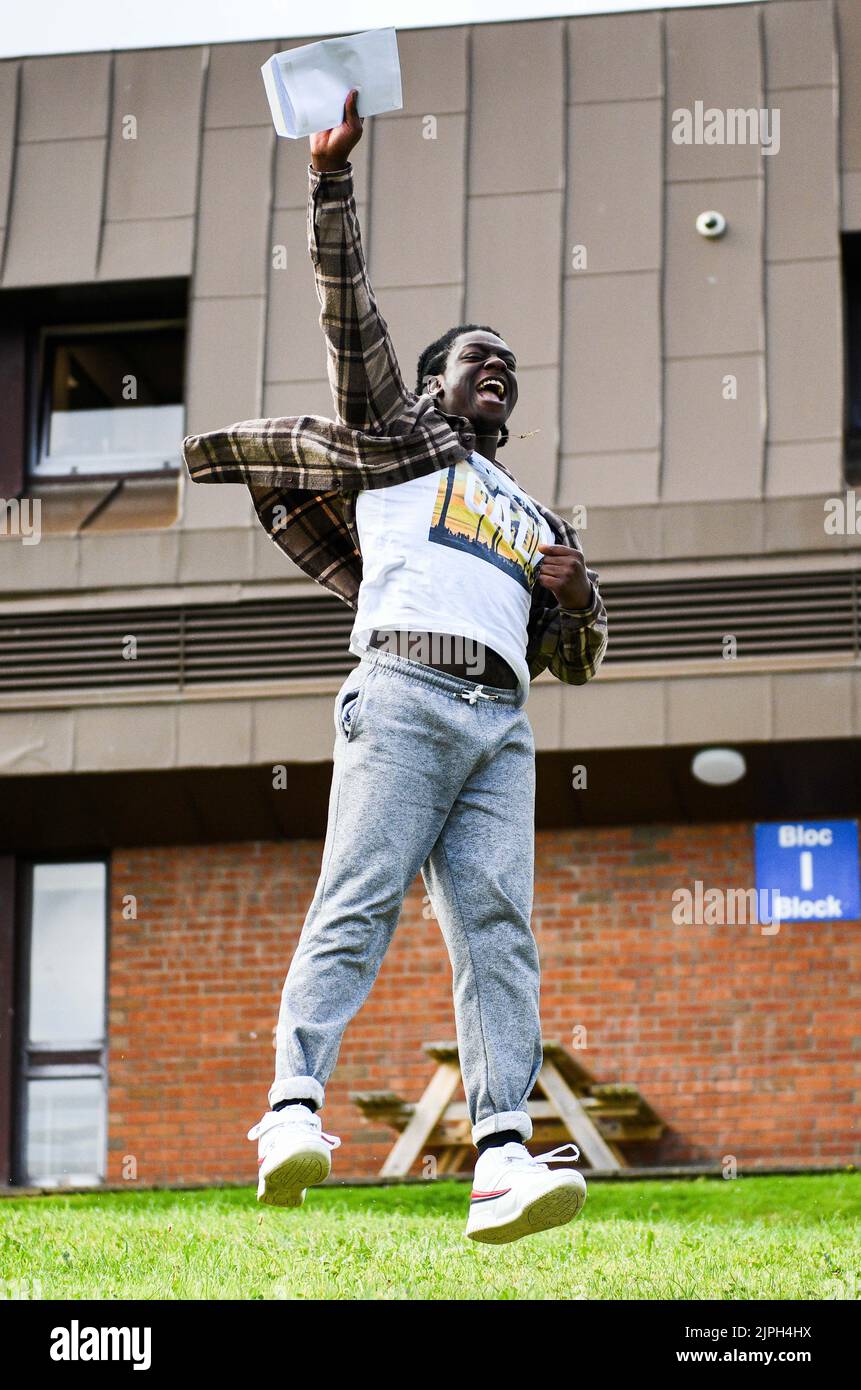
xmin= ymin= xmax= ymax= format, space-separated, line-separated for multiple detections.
xmin=475 ymin=375 xmax=508 ymax=404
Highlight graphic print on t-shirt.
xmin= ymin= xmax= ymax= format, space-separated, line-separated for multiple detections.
xmin=428 ymin=456 xmax=547 ymax=592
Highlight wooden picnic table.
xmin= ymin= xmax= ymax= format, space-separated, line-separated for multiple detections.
xmin=351 ymin=1039 xmax=664 ymax=1177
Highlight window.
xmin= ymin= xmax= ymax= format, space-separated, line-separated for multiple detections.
xmin=0 ymin=278 xmax=187 ymax=499
xmin=34 ymin=321 xmax=185 ymax=480
xmin=17 ymin=860 xmax=108 ymax=1187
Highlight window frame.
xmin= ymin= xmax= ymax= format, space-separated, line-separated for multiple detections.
xmin=842 ymin=231 xmax=861 ymax=484
xmin=28 ymin=316 xmax=187 ymax=486
xmin=13 ymin=854 xmax=111 ymax=1188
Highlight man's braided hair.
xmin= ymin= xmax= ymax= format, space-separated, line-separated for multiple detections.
xmin=416 ymin=323 xmax=510 ymax=449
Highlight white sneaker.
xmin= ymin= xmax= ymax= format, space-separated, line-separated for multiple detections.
xmin=465 ymin=1141 xmax=587 ymax=1244
xmin=247 ymin=1105 xmax=342 ymax=1208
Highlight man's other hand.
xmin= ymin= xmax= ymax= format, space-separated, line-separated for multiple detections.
xmin=536 ymin=543 xmax=594 ymax=609
xmin=310 ymin=88 xmax=364 ymax=172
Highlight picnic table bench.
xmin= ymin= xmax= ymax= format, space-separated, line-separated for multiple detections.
xmin=351 ymin=1039 xmax=664 ymax=1177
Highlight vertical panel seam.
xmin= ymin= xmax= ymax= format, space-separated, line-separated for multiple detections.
xmin=179 ymin=41 xmax=211 ymax=520
xmin=366 ymin=37 xmax=375 ymax=285
xmin=462 ymin=24 xmax=472 ymax=328
xmin=657 ymin=9 xmax=668 ymax=501
xmin=758 ymin=2 xmax=769 ymax=498
xmin=0 ymin=61 xmax=23 ymax=285
xmin=553 ymin=19 xmax=569 ymax=510
xmin=93 ymin=51 xmax=114 ymax=280
xmin=260 ymin=71 xmax=279 ymax=413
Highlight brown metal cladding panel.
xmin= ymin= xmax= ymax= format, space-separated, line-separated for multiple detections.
xmin=559 ymin=452 xmax=661 ymax=509
xmin=837 ymin=0 xmax=861 ymax=171
xmin=262 ymin=379 xmax=361 ymax=420
xmin=105 ymin=47 xmax=205 ymax=222
xmin=396 ymin=25 xmax=468 ymax=115
xmin=371 ymin=115 xmax=466 ymax=288
xmin=659 ymin=503 xmax=772 ymax=566
xmin=19 ymin=53 xmax=110 ymax=142
xmin=470 ymin=20 xmax=565 ymax=197
xmin=251 ymin=695 xmax=342 ymax=765
xmin=0 ymin=536 xmax=79 ymax=593
xmin=667 ymin=674 xmax=772 ymax=743
xmin=0 ymin=62 xmax=18 ymax=232
xmin=83 ymin=478 xmax=181 ymax=531
xmin=177 ymin=701 xmax=253 ymax=766
xmin=467 ymin=192 xmax=561 ymax=369
xmin=842 ymin=171 xmax=861 ymax=230
xmin=662 ymin=355 xmax=765 ymax=502
xmin=97 ymin=216 xmax=194 ymax=281
xmin=561 ymin=502 xmax=663 ymax=563
xmin=204 ymin=40 xmax=279 ymax=128
xmin=561 ymin=678 xmax=665 ymax=750
xmin=766 ymin=259 xmax=843 ymax=444
xmin=765 ymin=439 xmax=842 ymax=499
xmin=526 ymin=683 xmax=564 ymax=752
xmin=561 ymin=272 xmax=661 ymax=455
xmin=77 ymin=530 xmax=179 ymax=589
xmin=179 ymin=481 xmax=256 ymax=533
xmin=666 ymin=4 xmax=762 ymax=181
xmin=194 ymin=125 xmax=274 ymax=299
xmin=504 ymin=364 xmax=559 ymax=510
xmin=764 ymin=86 xmax=839 ymax=263
xmin=656 ymin=499 xmax=765 ymax=560
xmin=664 ymin=178 xmax=764 ymax=359
xmin=762 ymin=495 xmax=857 ymax=554
xmin=3 ymin=138 xmax=105 ymax=286
xmin=37 ymin=483 xmax=115 ymax=533
xmin=273 ymin=111 xmax=371 ymax=211
xmin=566 ymin=100 xmax=662 ymax=274
xmin=265 ymin=206 xmax=332 ymax=385
xmin=772 ymin=671 xmax=854 ymax=740
xmin=363 ymin=283 xmax=463 ymax=401
xmin=75 ymin=704 xmax=178 ymax=771
xmin=184 ymin=295 xmax=266 ymax=434
xmin=568 ymin=11 xmax=663 ymax=103
xmin=764 ymin=0 xmax=836 ymax=90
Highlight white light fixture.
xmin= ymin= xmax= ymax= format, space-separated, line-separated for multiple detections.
xmin=691 ymin=747 xmax=746 ymax=786
xmin=696 ymin=210 xmax=727 ymax=238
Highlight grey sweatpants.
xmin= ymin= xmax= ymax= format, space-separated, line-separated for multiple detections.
xmin=269 ymin=643 xmax=543 ymax=1145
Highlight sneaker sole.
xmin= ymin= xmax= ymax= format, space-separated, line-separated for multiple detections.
xmin=466 ymin=1178 xmax=586 ymax=1245
xmin=258 ymin=1147 xmax=331 ymax=1207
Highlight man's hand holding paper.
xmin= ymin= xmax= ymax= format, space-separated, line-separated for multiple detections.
xmin=261 ymin=27 xmax=402 ymax=139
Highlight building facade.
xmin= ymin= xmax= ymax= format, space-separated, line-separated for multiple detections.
xmin=1 ymin=0 xmax=860 ymax=1186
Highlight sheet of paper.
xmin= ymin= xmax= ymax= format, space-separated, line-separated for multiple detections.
xmin=261 ymin=27 xmax=402 ymax=139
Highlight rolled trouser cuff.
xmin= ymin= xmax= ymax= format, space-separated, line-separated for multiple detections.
xmin=472 ymin=1109 xmax=533 ymax=1145
xmin=268 ymin=1075 xmax=325 ymax=1111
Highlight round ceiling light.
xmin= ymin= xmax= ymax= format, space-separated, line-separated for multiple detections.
xmin=691 ymin=747 xmax=747 ymax=786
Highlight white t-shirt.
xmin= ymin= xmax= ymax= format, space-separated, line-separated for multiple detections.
xmin=349 ymin=450 xmax=554 ymax=702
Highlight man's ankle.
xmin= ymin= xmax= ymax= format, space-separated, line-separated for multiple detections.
xmin=273 ymin=1097 xmax=318 ymax=1114
xmin=476 ymin=1129 xmax=523 ymax=1156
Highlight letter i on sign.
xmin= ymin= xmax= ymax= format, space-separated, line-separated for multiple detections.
xmin=800 ymin=851 xmax=813 ymax=892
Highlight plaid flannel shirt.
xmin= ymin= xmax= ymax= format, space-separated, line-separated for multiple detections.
xmin=182 ymin=161 xmax=608 ymax=686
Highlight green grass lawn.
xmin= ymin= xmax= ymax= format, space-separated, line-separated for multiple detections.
xmin=1 ymin=1174 xmax=859 ymax=1301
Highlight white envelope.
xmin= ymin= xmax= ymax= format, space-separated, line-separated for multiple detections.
xmin=261 ymin=27 xmax=403 ymax=139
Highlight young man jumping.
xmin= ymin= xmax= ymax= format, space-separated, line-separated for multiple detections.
xmin=183 ymin=90 xmax=608 ymax=1244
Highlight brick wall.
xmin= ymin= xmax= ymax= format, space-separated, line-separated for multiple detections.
xmin=107 ymin=824 xmax=860 ymax=1185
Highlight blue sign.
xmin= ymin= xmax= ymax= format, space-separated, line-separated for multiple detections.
xmin=755 ymin=820 xmax=860 ymax=924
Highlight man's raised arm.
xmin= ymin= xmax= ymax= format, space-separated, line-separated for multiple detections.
xmin=308 ymin=89 xmax=414 ymax=432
